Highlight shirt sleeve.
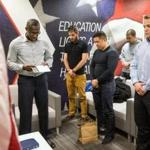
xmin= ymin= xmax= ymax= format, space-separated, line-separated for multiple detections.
xmin=7 ymin=41 xmax=23 ymax=71
xmin=90 ymin=51 xmax=96 ymax=79
xmin=82 ymin=42 xmax=88 ymax=53
xmin=97 ymin=50 xmax=119 ymax=83
xmin=43 ymin=41 xmax=53 ymax=68
xmin=130 ymin=49 xmax=139 ymax=84
xmin=119 ymin=46 xmax=126 ymax=61
xmin=64 ymin=43 xmax=69 ymax=53
xmin=119 ymin=44 xmax=129 ymax=62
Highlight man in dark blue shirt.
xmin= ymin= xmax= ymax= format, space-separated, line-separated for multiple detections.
xmin=90 ymin=31 xmax=118 ymax=144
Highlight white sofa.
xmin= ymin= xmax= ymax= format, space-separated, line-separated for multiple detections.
xmin=9 ymin=84 xmax=61 ymax=134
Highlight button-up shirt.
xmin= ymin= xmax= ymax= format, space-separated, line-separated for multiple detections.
xmin=7 ymin=35 xmax=53 ymax=77
xmin=130 ymin=39 xmax=150 ymax=92
xmin=120 ymin=40 xmax=140 ymax=73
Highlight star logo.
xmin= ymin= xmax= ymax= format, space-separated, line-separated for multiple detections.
xmin=76 ymin=0 xmax=101 ymax=16
xmin=34 ymin=0 xmax=59 ymax=28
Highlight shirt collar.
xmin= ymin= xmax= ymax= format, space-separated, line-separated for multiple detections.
xmin=70 ymin=39 xmax=79 ymax=45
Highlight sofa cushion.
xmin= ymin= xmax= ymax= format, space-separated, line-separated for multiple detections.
xmin=15 ymin=104 xmax=56 ymax=129
xmin=113 ymin=102 xmax=126 ymax=121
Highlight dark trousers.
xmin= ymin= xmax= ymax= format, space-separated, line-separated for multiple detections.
xmin=92 ymin=80 xmax=116 ymax=136
xmin=18 ymin=73 xmax=48 ymax=137
xmin=134 ymin=92 xmax=150 ymax=150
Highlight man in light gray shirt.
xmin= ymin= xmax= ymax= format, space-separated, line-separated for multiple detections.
xmin=130 ymin=15 xmax=150 ymax=150
xmin=7 ymin=19 xmax=55 ymax=148
xmin=120 ymin=29 xmax=140 ymax=79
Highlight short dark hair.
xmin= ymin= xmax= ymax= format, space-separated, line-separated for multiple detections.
xmin=93 ymin=31 xmax=107 ymax=40
xmin=126 ymin=29 xmax=136 ymax=37
xmin=144 ymin=15 xmax=150 ymax=20
xmin=26 ymin=19 xmax=40 ymax=29
xmin=67 ymin=25 xmax=78 ymax=33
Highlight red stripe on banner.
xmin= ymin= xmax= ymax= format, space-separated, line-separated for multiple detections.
xmin=0 ymin=1 xmax=21 ymax=35
xmin=110 ymin=0 xmax=150 ymax=23
xmin=114 ymin=60 xmax=123 ymax=76
xmin=0 ymin=0 xmax=20 ymax=84
xmin=0 ymin=1 xmax=21 ymax=149
xmin=7 ymin=84 xmax=20 ymax=149
xmin=12 ymin=75 xmax=18 ymax=84
xmin=8 ymin=112 xmax=21 ymax=150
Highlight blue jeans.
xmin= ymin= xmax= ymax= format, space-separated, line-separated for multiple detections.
xmin=92 ymin=80 xmax=116 ymax=136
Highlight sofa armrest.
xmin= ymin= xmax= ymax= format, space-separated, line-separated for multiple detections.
xmin=126 ymin=98 xmax=137 ymax=137
xmin=126 ymin=98 xmax=132 ymax=134
xmin=48 ymin=90 xmax=61 ymax=128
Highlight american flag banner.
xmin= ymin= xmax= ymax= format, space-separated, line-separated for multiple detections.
xmin=0 ymin=36 xmax=20 ymax=150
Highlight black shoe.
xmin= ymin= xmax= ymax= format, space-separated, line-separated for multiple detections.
xmin=102 ymin=135 xmax=114 ymax=144
xmin=98 ymin=127 xmax=106 ymax=135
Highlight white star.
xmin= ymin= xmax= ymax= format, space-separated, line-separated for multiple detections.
xmin=34 ymin=0 xmax=59 ymax=28
xmin=76 ymin=0 xmax=101 ymax=16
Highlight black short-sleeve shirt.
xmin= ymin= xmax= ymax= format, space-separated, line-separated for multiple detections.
xmin=64 ymin=39 xmax=88 ymax=75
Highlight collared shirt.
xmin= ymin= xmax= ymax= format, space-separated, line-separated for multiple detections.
xmin=120 ymin=40 xmax=141 ymax=73
xmin=130 ymin=39 xmax=150 ymax=92
xmin=64 ymin=39 xmax=88 ymax=75
xmin=7 ymin=35 xmax=53 ymax=77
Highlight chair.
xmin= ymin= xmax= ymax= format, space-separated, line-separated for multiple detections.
xmin=9 ymin=84 xmax=61 ymax=135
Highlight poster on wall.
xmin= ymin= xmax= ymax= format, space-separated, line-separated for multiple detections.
xmin=0 ymin=0 xmax=150 ymax=110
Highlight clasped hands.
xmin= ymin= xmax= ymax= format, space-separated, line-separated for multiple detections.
xmin=134 ymin=82 xmax=146 ymax=96
xmin=91 ymin=79 xmax=99 ymax=88
xmin=68 ymin=69 xmax=76 ymax=77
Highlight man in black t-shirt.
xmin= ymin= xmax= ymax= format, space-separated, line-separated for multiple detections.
xmin=90 ymin=31 xmax=118 ymax=144
xmin=64 ymin=26 xmax=88 ymax=121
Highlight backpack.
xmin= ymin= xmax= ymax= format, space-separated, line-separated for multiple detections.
xmin=114 ymin=78 xmax=131 ymax=103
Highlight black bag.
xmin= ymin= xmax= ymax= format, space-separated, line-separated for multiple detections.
xmin=114 ymin=78 xmax=131 ymax=103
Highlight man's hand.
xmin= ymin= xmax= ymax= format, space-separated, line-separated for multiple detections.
xmin=23 ymin=65 xmax=35 ymax=72
xmin=68 ymin=69 xmax=76 ymax=77
xmin=91 ymin=79 xmax=99 ymax=88
xmin=134 ymin=82 xmax=145 ymax=96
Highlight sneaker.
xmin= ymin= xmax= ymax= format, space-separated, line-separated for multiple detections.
xmin=98 ymin=127 xmax=106 ymax=135
xmin=101 ymin=135 xmax=114 ymax=144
